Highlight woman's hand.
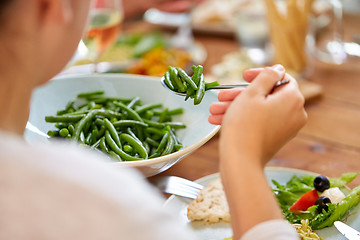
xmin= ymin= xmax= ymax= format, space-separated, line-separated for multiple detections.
xmin=212 ymin=65 xmax=307 ymax=238
xmin=210 ymin=65 xmax=307 ymax=166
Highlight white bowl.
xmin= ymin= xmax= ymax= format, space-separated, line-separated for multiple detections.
xmin=25 ymin=74 xmax=220 ymax=176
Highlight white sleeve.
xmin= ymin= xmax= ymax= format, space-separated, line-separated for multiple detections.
xmin=1 ymin=135 xmax=197 ymax=240
xmin=240 ymin=220 xmax=300 ymax=240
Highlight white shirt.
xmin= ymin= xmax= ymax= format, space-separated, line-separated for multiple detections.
xmin=0 ymin=131 xmax=299 ymax=240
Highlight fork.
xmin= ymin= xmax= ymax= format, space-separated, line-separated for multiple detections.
xmin=149 ymin=176 xmax=204 ymax=199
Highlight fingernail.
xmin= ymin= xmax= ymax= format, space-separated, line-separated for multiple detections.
xmin=272 ymin=64 xmax=285 ymax=72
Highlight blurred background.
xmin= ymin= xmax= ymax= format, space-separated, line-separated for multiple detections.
xmin=51 ymin=0 xmax=360 ymax=188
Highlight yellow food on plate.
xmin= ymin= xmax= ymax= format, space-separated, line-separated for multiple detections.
xmin=293 ymin=220 xmax=323 ymax=240
xmin=127 ymin=47 xmax=193 ymax=76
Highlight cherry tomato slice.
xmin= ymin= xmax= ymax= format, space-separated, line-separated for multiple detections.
xmin=289 ymin=189 xmax=319 ymax=212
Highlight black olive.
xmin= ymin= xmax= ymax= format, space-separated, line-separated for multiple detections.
xmin=315 ymin=196 xmax=331 ymax=213
xmin=313 ymin=175 xmax=330 ymax=192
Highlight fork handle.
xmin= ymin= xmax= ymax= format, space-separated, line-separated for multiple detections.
xmin=208 ymin=83 xmax=250 ymax=89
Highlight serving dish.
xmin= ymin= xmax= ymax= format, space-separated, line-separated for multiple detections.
xmin=25 ymin=74 xmax=220 ymax=176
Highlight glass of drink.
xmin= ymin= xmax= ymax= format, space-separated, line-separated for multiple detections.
xmin=234 ymin=0 xmax=270 ymax=66
xmin=82 ymin=0 xmax=123 ymax=73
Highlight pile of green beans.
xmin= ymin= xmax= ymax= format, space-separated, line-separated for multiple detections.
xmin=163 ymin=65 xmax=220 ymax=105
xmin=45 ymin=91 xmax=185 ymax=161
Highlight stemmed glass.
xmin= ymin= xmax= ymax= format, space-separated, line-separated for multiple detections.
xmin=314 ymin=0 xmax=360 ymax=65
xmin=82 ymin=0 xmax=123 ymax=73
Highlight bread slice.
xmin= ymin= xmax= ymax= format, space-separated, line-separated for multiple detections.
xmin=187 ymin=178 xmax=230 ymax=223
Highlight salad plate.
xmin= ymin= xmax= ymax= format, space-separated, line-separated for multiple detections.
xmin=164 ymin=167 xmax=360 ymax=240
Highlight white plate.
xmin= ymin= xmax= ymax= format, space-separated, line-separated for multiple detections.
xmin=164 ymin=167 xmax=360 ymax=240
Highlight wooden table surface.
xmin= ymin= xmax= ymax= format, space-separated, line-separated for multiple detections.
xmin=124 ymin=15 xmax=360 ymax=188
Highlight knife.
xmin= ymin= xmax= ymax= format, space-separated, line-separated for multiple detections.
xmin=334 ymin=221 xmax=360 ymax=240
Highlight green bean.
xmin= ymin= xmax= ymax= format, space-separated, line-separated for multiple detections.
xmin=46 ymin=92 xmax=185 ymax=160
xmin=99 ymin=136 xmax=109 ymax=153
xmin=109 ymin=151 xmax=122 ymax=161
xmin=91 ymin=128 xmax=98 ymax=144
xmin=170 ymin=129 xmax=182 ymax=146
xmin=127 ymin=96 xmax=141 ymax=109
xmin=205 ymin=81 xmax=220 ymax=90
xmin=143 ymin=141 xmax=150 ymax=154
xmin=103 ymin=118 xmax=121 ymax=148
xmin=79 ymin=131 xmax=85 ymax=143
xmin=68 ymin=124 xmax=75 ymax=135
xmin=120 ymin=133 xmax=148 ymax=159
xmin=112 ymin=120 xmax=148 ymax=128
xmin=98 ymin=109 xmax=122 ymax=119
xmin=191 ymin=65 xmax=203 ymax=85
xmin=153 ymin=108 xmax=184 ymax=116
xmin=83 ymin=121 xmax=92 ymax=135
xmin=194 ymin=74 xmax=205 ymax=105
xmin=163 ymin=122 xmax=186 ymax=129
xmin=153 ymin=131 xmax=170 ymax=155
xmin=56 ymin=101 xmax=75 ymax=115
xmin=105 ymin=131 xmax=141 ymax=161
xmin=185 ymin=87 xmax=194 ymax=101
xmin=161 ymin=133 xmax=175 ymax=156
xmin=126 ymin=127 xmax=143 ymax=145
xmin=123 ymin=144 xmax=134 ymax=153
xmin=95 ymin=118 xmax=104 ymax=126
xmin=135 ymin=125 xmax=144 ymax=141
xmin=135 ymin=103 xmax=162 ymax=114
xmin=163 ymin=71 xmax=175 ymax=91
xmin=91 ymin=138 xmax=101 ymax=149
xmin=45 ymin=114 xmax=86 ymax=123
xmin=176 ymin=67 xmax=198 ymax=90
xmin=59 ymin=128 xmax=69 ymax=137
xmin=47 ymin=130 xmax=59 ymax=137
xmin=72 ymin=110 xmax=99 ymax=141
xmin=169 ymin=66 xmax=186 ymax=92
xmin=143 ymin=119 xmax=164 ymax=128
xmin=85 ymin=132 xmax=93 ymax=145
xmin=114 ymin=102 xmax=143 ymax=122
xmin=55 ymin=123 xmax=69 ymax=129
xmin=174 ymin=144 xmax=183 ymax=151
xmin=143 ymin=110 xmax=154 ymax=120
xmin=145 ymin=137 xmax=160 ymax=147
xmin=145 ymin=127 xmax=166 ymax=137
xmin=77 ymin=90 xmax=104 ymax=98
xmin=87 ymin=101 xmax=96 ymax=109
xmin=158 ymin=108 xmax=168 ymax=123
xmin=97 ymin=125 xmax=106 ymax=138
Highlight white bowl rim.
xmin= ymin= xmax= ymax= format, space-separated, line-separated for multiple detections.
xmin=48 ymin=73 xmax=221 ymax=167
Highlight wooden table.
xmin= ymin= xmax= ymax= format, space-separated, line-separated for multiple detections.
xmin=124 ymin=15 xmax=360 ymax=188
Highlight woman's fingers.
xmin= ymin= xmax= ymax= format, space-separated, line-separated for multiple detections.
xmin=208 ymin=102 xmax=231 ymax=125
xmin=217 ymin=88 xmax=243 ymax=102
xmin=208 ymin=114 xmax=223 ymax=125
xmin=247 ymin=65 xmax=285 ymax=96
xmin=209 ymin=102 xmax=231 ymax=115
xmin=243 ymin=68 xmax=263 ymax=82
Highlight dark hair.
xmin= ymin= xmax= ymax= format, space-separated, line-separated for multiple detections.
xmin=0 ymin=0 xmax=12 ymax=12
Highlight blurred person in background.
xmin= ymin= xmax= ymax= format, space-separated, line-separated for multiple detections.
xmin=0 ymin=1 xmax=306 ymax=240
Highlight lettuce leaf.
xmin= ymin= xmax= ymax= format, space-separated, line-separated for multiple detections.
xmin=271 ymin=172 xmax=360 ymax=229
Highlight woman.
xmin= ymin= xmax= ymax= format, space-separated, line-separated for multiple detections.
xmin=0 ymin=0 xmax=306 ymax=239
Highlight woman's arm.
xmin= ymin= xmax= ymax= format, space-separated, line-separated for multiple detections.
xmin=209 ymin=65 xmax=307 ymax=239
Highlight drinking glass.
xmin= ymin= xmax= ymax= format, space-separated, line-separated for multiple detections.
xmin=234 ymin=0 xmax=270 ymax=66
xmin=313 ymin=0 xmax=360 ymax=65
xmin=82 ymin=0 xmax=123 ymax=72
